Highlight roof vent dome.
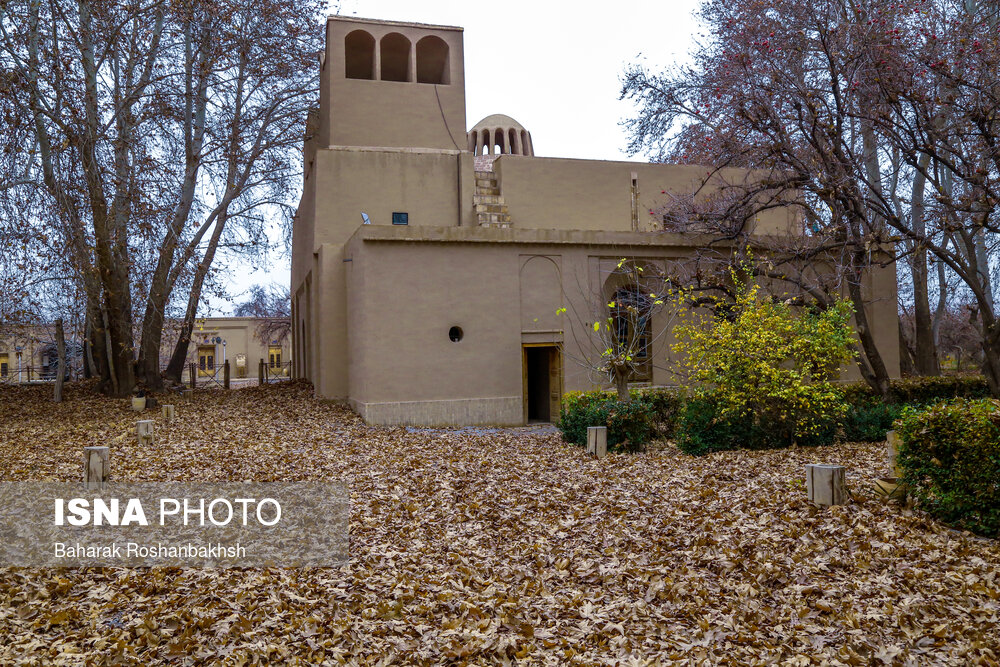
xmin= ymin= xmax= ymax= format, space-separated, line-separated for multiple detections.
xmin=467 ymin=114 xmax=534 ymax=157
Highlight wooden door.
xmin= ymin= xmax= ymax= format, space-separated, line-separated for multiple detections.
xmin=522 ymin=344 xmax=563 ymax=424
xmin=548 ymin=346 xmax=562 ymax=422
xmin=198 ymin=346 xmax=215 ymax=376
xmin=268 ymin=346 xmax=283 ymax=375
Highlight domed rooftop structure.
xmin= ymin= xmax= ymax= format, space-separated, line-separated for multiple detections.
xmin=467 ymin=114 xmax=534 ymax=157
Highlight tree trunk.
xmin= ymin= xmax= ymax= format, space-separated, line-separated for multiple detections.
xmin=847 ymin=263 xmax=891 ymax=397
xmin=54 ymin=318 xmax=65 ymax=403
xmin=614 ymin=369 xmax=631 ymax=402
xmin=165 ymin=211 xmax=229 ymax=381
xmin=136 ymin=16 xmax=211 ymax=392
xmin=909 ymin=166 xmax=939 ymax=375
xmin=898 ymin=320 xmax=916 ymax=376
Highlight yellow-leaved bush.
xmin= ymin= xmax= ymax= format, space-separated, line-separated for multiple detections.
xmin=672 ymin=277 xmax=856 ymax=454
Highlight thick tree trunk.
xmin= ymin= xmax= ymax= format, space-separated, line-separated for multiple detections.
xmin=83 ymin=310 xmax=96 ymax=379
xmin=136 ymin=18 xmax=211 ymax=392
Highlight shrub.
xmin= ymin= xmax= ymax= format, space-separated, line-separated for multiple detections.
xmin=841 ymin=375 xmax=991 ymax=406
xmin=839 ymin=376 xmax=991 ymax=443
xmin=675 ymin=394 xmax=839 ymax=454
xmin=558 ymin=387 xmax=678 ymax=452
xmin=841 ymin=401 xmax=908 ymax=442
xmin=636 ymin=387 xmax=683 ymax=438
xmin=895 ymin=399 xmax=1000 ymax=537
xmin=671 ymin=276 xmax=855 ymax=453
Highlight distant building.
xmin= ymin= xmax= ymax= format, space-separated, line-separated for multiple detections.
xmin=291 ymin=16 xmax=900 ymax=426
xmin=1 ymin=317 xmax=290 ymax=384
xmin=164 ymin=317 xmax=291 ymax=380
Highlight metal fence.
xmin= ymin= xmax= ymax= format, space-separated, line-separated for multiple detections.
xmin=0 ymin=364 xmax=83 ymax=384
xmin=262 ymin=360 xmax=292 ymax=384
xmin=0 ymin=359 xmax=293 ymax=388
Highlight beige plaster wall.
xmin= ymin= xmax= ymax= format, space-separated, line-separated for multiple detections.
xmin=336 ymin=226 xmax=896 ymax=425
xmin=494 ymin=156 xmax=799 ymax=235
xmin=310 ymin=148 xmax=471 ymax=245
xmin=344 ymin=233 xmax=524 ymax=424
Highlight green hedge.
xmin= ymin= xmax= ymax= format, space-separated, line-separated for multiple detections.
xmin=895 ymin=399 xmax=1000 ymax=537
xmin=560 ymin=376 xmax=996 ymax=455
xmin=674 ymin=394 xmax=839 ymax=455
xmin=841 ymin=402 xmax=909 ymax=442
xmin=841 ymin=376 xmax=992 ymax=443
xmin=841 ymin=376 xmax=990 ymax=406
xmin=558 ymin=388 xmax=680 ymax=453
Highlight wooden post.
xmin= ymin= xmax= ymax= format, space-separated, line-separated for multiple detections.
xmin=886 ymin=430 xmax=902 ymax=477
xmin=189 ymin=363 xmax=197 ymax=389
xmin=136 ymin=420 xmax=154 ymax=446
xmin=54 ymin=318 xmax=66 ymax=403
xmin=806 ymin=464 xmax=847 ymax=506
xmin=587 ymin=426 xmax=608 ymax=459
xmin=259 ymin=358 xmax=265 ymax=384
xmin=162 ymin=404 xmax=175 ymax=422
xmin=181 ymin=388 xmax=192 ymax=402
xmin=224 ymin=360 xmax=231 ymax=389
xmin=84 ymin=446 xmax=109 ymax=490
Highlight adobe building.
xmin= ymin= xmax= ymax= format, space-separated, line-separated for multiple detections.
xmin=1 ymin=318 xmax=291 ymax=383
xmin=163 ymin=317 xmax=291 ymax=380
xmin=291 ymin=15 xmax=900 ymax=426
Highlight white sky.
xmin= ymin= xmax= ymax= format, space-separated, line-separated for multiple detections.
xmin=215 ymin=0 xmax=702 ymax=313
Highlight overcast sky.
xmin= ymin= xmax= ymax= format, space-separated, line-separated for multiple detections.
xmin=217 ymin=0 xmax=702 ymax=313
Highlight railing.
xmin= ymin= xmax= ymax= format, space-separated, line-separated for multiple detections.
xmin=260 ymin=360 xmax=292 ymax=384
xmin=0 ymin=364 xmax=82 ymax=384
xmin=0 ymin=360 xmax=291 ymax=389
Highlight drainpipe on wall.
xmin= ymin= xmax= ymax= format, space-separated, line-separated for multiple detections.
xmin=457 ymin=152 xmax=463 ymax=226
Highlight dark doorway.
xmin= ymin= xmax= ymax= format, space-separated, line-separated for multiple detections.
xmin=526 ymin=347 xmax=550 ymax=421
xmin=523 ymin=345 xmax=561 ymax=423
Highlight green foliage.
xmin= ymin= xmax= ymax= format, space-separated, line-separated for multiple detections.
xmin=895 ymin=399 xmax=1000 ymax=537
xmin=841 ymin=376 xmax=991 ymax=406
xmin=558 ymin=387 xmax=679 ymax=452
xmin=675 ymin=394 xmax=838 ymax=455
xmin=839 ymin=376 xmax=991 ymax=443
xmin=841 ymin=401 xmax=908 ymax=442
xmin=672 ymin=277 xmax=855 ymax=453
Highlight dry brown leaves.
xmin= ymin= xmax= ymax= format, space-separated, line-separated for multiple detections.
xmin=0 ymin=381 xmax=998 ymax=665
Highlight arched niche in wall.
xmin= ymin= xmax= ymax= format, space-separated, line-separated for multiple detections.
xmin=416 ymin=36 xmax=449 ymax=84
xmin=344 ymin=30 xmax=375 ymax=80
xmin=519 ymin=255 xmax=563 ymax=332
xmin=380 ymin=32 xmax=411 ymax=82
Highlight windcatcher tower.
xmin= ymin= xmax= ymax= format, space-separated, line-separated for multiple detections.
xmin=292 ymin=17 xmax=474 ymax=398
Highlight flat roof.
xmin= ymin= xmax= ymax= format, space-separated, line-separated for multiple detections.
xmin=327 ymin=15 xmax=463 ymax=33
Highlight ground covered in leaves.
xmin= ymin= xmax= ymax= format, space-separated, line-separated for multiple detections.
xmin=0 ymin=381 xmax=998 ymax=665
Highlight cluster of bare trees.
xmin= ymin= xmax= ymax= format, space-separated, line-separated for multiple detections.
xmin=622 ymin=0 xmax=1000 ymax=395
xmin=0 ymin=0 xmax=324 ymax=395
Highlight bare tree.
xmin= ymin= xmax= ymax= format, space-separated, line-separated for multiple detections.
xmin=233 ymin=283 xmax=291 ymax=347
xmin=0 ymin=0 xmax=325 ymax=395
xmin=619 ymin=0 xmax=1000 ymax=394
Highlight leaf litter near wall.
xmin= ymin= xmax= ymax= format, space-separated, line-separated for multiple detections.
xmin=0 ymin=381 xmax=998 ymax=665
